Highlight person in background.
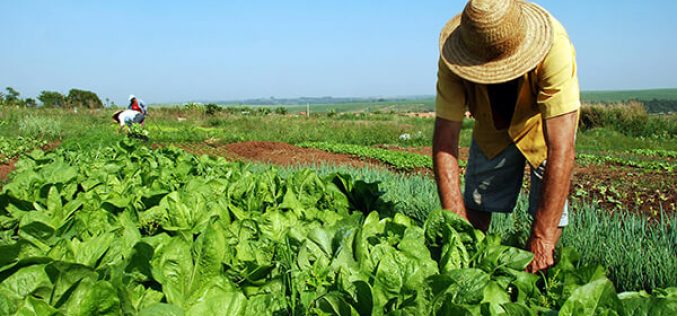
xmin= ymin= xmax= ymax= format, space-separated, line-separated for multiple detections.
xmin=112 ymin=109 xmax=144 ymax=132
xmin=433 ymin=0 xmax=580 ymax=273
xmin=128 ymin=95 xmax=148 ymax=119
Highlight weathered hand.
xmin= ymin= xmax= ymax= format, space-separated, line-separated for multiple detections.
xmin=526 ymin=236 xmax=556 ymax=273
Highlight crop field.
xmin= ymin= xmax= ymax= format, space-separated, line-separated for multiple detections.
xmin=0 ymin=105 xmax=676 ymax=315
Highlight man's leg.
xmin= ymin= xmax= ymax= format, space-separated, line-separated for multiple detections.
xmin=464 ymin=140 xmax=526 ymax=232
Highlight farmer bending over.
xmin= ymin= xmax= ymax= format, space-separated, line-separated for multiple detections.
xmin=112 ymin=109 xmax=145 ymax=132
xmin=433 ymin=0 xmax=580 ymax=273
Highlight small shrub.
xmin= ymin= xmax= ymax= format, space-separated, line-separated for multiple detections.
xmin=578 ymin=101 xmax=677 ymax=137
xmin=204 ymin=103 xmax=221 ymax=116
xmin=255 ymin=107 xmax=271 ymax=116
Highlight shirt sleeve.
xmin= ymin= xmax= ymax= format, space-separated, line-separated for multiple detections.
xmin=536 ymin=25 xmax=581 ymax=118
xmin=435 ymin=58 xmax=466 ymax=122
xmin=140 ymin=101 xmax=147 ymax=114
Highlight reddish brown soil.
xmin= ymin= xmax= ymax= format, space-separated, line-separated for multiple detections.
xmin=0 ymin=141 xmax=61 ymax=184
xmin=572 ymin=166 xmax=676 ymax=216
xmin=0 ymin=158 xmax=17 ymax=183
xmin=177 ymin=141 xmax=385 ymax=169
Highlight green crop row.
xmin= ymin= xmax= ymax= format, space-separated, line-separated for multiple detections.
xmin=299 ymin=141 xmax=467 ymax=170
xmin=0 ymin=136 xmax=48 ymax=164
xmin=629 ymin=148 xmax=677 ymax=158
xmin=1 ymin=141 xmax=674 ymax=314
xmin=577 ymin=153 xmax=676 ymax=172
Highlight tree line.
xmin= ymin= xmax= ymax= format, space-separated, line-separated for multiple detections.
xmin=0 ymin=87 xmax=104 ymax=109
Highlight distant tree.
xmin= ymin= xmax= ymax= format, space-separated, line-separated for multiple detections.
xmin=38 ymin=91 xmax=67 ymax=108
xmin=274 ymin=107 xmax=288 ymax=115
xmin=67 ymin=89 xmax=104 ymax=109
xmin=256 ymin=107 xmax=271 ymax=115
xmin=3 ymin=87 xmax=21 ymax=106
xmin=204 ymin=103 xmax=221 ymax=116
xmin=24 ymin=98 xmax=37 ymax=107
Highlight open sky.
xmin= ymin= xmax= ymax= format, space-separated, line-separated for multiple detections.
xmin=2 ymin=0 xmax=676 ymax=105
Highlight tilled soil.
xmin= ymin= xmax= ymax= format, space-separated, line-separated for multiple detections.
xmin=0 ymin=158 xmax=17 ymax=183
xmin=0 ymin=141 xmax=61 ymax=184
xmin=177 ymin=141 xmax=385 ymax=169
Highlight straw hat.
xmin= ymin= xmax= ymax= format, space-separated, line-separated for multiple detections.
xmin=440 ymin=0 xmax=553 ymax=84
xmin=112 ymin=110 xmax=123 ymax=122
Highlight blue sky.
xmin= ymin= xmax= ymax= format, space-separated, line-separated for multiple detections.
xmin=1 ymin=0 xmax=676 ymax=105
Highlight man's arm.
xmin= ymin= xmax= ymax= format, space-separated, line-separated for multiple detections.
xmin=527 ymin=110 xmax=578 ymax=273
xmin=433 ymin=117 xmax=467 ymax=219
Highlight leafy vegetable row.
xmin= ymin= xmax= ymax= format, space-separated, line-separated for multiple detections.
xmin=0 ymin=140 xmax=674 ymax=315
xmin=628 ymin=148 xmax=677 ymax=159
xmin=577 ymin=153 xmax=676 ymax=172
xmin=0 ymin=136 xmax=48 ymax=164
xmin=298 ymin=142 xmax=468 ymax=170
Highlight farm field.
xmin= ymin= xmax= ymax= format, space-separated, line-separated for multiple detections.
xmin=0 ymin=105 xmax=676 ymax=314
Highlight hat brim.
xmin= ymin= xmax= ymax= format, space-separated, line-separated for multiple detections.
xmin=112 ymin=110 xmax=123 ymax=121
xmin=440 ymin=1 xmax=553 ymax=84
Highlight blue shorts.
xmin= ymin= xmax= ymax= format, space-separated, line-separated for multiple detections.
xmin=464 ymin=140 xmax=569 ymax=226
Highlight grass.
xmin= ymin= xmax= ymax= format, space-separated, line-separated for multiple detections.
xmin=489 ymin=196 xmax=676 ymax=292
xmin=147 ymin=113 xmax=440 ymax=147
xmin=576 ymin=127 xmax=677 ymax=152
xmin=581 ymin=88 xmax=677 ymax=103
xmin=18 ymin=115 xmax=63 ymax=140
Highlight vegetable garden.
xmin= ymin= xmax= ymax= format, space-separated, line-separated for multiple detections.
xmin=0 ymin=140 xmax=675 ymax=315
xmin=0 ymin=106 xmax=676 ymax=315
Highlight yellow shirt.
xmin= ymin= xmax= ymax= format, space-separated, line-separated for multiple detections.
xmin=435 ymin=17 xmax=580 ymax=168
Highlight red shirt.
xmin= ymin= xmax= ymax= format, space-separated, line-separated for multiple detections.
xmin=130 ymin=100 xmax=142 ymax=112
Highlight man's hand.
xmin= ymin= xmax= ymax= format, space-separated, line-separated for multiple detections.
xmin=526 ymin=235 xmax=556 ymax=273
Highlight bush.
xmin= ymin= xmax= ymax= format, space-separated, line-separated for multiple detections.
xmin=67 ymin=88 xmax=104 ymax=109
xmin=204 ymin=103 xmax=221 ymax=116
xmin=38 ymin=91 xmax=67 ymax=108
xmin=579 ymin=101 xmax=676 ymax=138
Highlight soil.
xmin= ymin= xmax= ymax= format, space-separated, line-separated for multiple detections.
xmin=0 ymin=158 xmax=17 ymax=183
xmin=0 ymin=141 xmax=61 ymax=184
xmin=572 ymin=166 xmax=676 ymax=217
xmin=176 ymin=141 xmax=385 ymax=169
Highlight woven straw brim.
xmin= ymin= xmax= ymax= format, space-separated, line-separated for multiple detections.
xmin=440 ymin=1 xmax=553 ymax=84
